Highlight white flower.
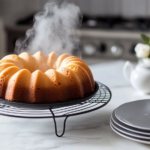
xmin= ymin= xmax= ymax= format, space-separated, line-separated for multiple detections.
xmin=135 ymin=43 xmax=150 ymax=58
xmin=143 ymin=58 xmax=150 ymax=64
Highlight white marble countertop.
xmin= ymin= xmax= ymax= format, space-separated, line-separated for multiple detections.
xmin=0 ymin=59 xmax=150 ymax=150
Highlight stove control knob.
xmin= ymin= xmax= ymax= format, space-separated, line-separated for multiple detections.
xmin=129 ymin=44 xmax=136 ymax=55
xmin=83 ymin=44 xmax=96 ymax=55
xmin=99 ymin=43 xmax=107 ymax=53
xmin=111 ymin=45 xmax=123 ymax=57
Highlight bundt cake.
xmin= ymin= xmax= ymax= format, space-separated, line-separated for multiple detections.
xmin=0 ymin=51 xmax=95 ymax=103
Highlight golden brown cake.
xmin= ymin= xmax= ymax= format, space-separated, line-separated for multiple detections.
xmin=0 ymin=51 xmax=95 ymax=103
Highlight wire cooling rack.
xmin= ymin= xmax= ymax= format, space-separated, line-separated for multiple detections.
xmin=0 ymin=81 xmax=112 ymax=137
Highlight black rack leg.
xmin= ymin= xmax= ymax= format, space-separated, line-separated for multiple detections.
xmin=49 ymin=108 xmax=69 ymax=137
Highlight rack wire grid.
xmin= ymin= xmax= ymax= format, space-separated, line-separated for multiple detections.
xmin=0 ymin=81 xmax=112 ymax=137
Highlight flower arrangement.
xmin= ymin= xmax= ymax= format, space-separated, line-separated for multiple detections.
xmin=135 ymin=34 xmax=150 ymax=64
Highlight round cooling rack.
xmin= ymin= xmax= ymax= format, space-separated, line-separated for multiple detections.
xmin=0 ymin=82 xmax=99 ymax=109
xmin=0 ymin=81 xmax=112 ymax=137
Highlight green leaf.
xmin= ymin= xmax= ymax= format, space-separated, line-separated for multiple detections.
xmin=141 ymin=34 xmax=149 ymax=44
xmin=149 ymin=36 xmax=150 ymax=45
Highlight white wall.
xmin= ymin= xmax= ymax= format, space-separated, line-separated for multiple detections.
xmin=0 ymin=0 xmax=39 ymax=25
xmin=0 ymin=0 xmax=149 ymax=25
xmin=121 ymin=0 xmax=147 ymax=18
xmin=0 ymin=18 xmax=6 ymax=58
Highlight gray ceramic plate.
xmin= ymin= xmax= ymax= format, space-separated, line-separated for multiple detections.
xmin=111 ymin=110 xmax=150 ymax=135
xmin=110 ymin=123 xmax=150 ymax=144
xmin=111 ymin=119 xmax=150 ymax=140
xmin=115 ymin=99 xmax=150 ymax=130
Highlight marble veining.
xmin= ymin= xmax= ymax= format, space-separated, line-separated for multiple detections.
xmin=0 ymin=60 xmax=150 ymax=150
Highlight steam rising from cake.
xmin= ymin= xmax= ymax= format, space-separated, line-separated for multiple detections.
xmin=15 ymin=1 xmax=82 ymax=55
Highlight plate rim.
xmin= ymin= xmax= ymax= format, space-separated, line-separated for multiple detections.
xmin=110 ymin=119 xmax=150 ymax=140
xmin=115 ymin=99 xmax=150 ymax=130
xmin=110 ymin=123 xmax=150 ymax=144
xmin=111 ymin=110 xmax=150 ymax=135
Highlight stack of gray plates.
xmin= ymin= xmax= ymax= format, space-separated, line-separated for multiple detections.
xmin=110 ymin=99 xmax=150 ymax=144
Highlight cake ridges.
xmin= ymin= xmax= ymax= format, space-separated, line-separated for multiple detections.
xmin=0 ymin=51 xmax=95 ymax=102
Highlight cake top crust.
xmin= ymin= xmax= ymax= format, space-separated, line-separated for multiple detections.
xmin=0 ymin=51 xmax=72 ymax=73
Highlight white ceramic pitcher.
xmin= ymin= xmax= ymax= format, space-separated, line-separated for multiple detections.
xmin=123 ymin=61 xmax=150 ymax=94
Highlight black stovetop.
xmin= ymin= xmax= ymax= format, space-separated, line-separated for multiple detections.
xmin=16 ymin=13 xmax=150 ymax=31
xmin=82 ymin=15 xmax=150 ymax=31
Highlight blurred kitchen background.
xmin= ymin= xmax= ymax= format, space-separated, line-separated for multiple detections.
xmin=0 ymin=0 xmax=149 ymax=61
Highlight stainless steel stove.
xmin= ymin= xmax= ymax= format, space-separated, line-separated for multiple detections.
xmin=6 ymin=15 xmax=150 ymax=61
xmin=80 ymin=29 xmax=142 ymax=61
xmin=80 ymin=16 xmax=149 ymax=61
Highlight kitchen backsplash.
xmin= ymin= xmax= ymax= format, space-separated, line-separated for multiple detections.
xmin=0 ymin=0 xmax=150 ymax=25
